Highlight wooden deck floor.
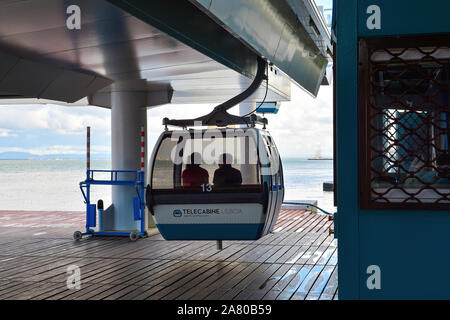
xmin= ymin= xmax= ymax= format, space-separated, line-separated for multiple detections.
xmin=0 ymin=209 xmax=338 ymax=300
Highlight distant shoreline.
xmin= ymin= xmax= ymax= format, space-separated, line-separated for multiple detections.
xmin=0 ymin=158 xmax=333 ymax=161
xmin=0 ymin=158 xmax=110 ymax=161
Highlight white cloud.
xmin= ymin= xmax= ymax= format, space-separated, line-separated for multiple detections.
xmin=0 ymin=105 xmax=110 ymax=134
xmin=0 ymin=78 xmax=333 ymax=159
xmin=0 ymin=128 xmax=17 ymax=137
xmin=261 ymin=81 xmax=333 ymax=158
xmin=146 ymin=82 xmax=333 ymax=158
xmin=0 ymin=144 xmax=110 ymax=156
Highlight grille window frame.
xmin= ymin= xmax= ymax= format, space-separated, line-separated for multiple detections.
xmin=359 ymin=36 xmax=450 ymax=210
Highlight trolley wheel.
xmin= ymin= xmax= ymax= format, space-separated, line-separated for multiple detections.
xmin=73 ymin=231 xmax=83 ymax=241
xmin=129 ymin=232 xmax=139 ymax=242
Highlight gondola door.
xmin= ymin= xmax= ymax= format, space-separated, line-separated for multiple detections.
xmin=261 ymin=132 xmax=277 ymax=236
xmin=268 ymin=136 xmax=284 ymax=233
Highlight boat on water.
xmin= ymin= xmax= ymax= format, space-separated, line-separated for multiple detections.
xmin=308 ymin=148 xmax=332 ymax=160
xmin=308 ymin=158 xmax=333 ymax=160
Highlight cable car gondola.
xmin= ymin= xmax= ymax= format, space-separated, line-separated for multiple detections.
xmin=146 ymin=57 xmax=284 ymax=240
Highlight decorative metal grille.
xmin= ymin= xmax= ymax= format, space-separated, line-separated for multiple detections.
xmin=360 ymin=37 xmax=450 ymax=209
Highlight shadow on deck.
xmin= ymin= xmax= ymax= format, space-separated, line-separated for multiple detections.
xmin=0 ymin=209 xmax=337 ymax=300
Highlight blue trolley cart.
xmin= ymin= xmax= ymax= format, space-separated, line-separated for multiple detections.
xmin=74 ymin=169 xmax=147 ymax=241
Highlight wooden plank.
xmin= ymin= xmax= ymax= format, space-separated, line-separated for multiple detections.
xmin=72 ymin=283 xmax=116 ymax=300
xmin=237 ymin=264 xmax=292 ymax=300
xmin=89 ymin=284 xmax=138 ymax=300
xmin=305 ymin=265 xmax=335 ymax=299
xmin=293 ymin=214 xmax=323 ymax=233
xmin=34 ymin=282 xmax=87 ymax=300
xmin=28 ymin=239 xmax=119 ymax=257
xmin=306 ymin=245 xmax=329 ymax=265
xmin=158 ymin=241 xmax=210 ymax=260
xmin=117 ymin=285 xmax=161 ymax=300
xmin=188 ymin=263 xmax=254 ymax=300
xmin=264 ymin=246 xmax=291 ymax=264
xmin=0 ymin=281 xmax=28 ymax=298
xmin=87 ymin=260 xmax=157 ymax=285
xmin=273 ymin=211 xmax=306 ymax=232
xmin=0 ymin=257 xmax=56 ymax=279
xmin=202 ymin=263 xmax=260 ymax=300
xmin=3 ymin=257 xmax=82 ymax=281
xmin=6 ymin=281 xmax=64 ymax=300
xmin=102 ymin=284 xmax=142 ymax=300
xmin=327 ymin=250 xmax=338 ymax=266
xmin=284 ymin=245 xmax=310 ymax=264
xmin=24 ymin=258 xmax=100 ymax=283
xmin=319 ymin=266 xmax=338 ymax=300
xmin=281 ymin=232 xmax=307 ymax=246
xmin=275 ymin=265 xmax=312 ymax=300
xmin=275 ymin=245 xmax=307 ymax=264
xmin=117 ymin=260 xmax=181 ymax=287
xmin=220 ymin=244 xmax=258 ymax=262
xmin=140 ymin=260 xmax=209 ymax=296
xmin=321 ymin=234 xmax=336 ymax=247
xmin=261 ymin=264 xmax=304 ymax=300
xmin=233 ymin=263 xmax=283 ymax=300
xmin=236 ymin=245 xmax=272 ymax=263
xmin=0 ymin=281 xmax=47 ymax=299
xmin=295 ymin=246 xmax=318 ymax=265
xmin=0 ymin=256 xmax=55 ymax=276
xmin=0 ymin=209 xmax=337 ymax=300
xmin=207 ymin=243 xmax=248 ymax=261
xmin=215 ymin=263 xmax=273 ymax=300
xmin=69 ymin=259 xmax=128 ymax=283
xmin=0 ymin=280 xmax=25 ymax=293
xmin=283 ymin=213 xmax=317 ymax=233
xmin=81 ymin=259 xmax=135 ymax=284
xmin=291 ymin=265 xmax=325 ymax=300
xmin=103 ymin=259 xmax=167 ymax=286
xmin=269 ymin=232 xmax=296 ymax=246
xmin=84 ymin=259 xmax=153 ymax=285
xmin=311 ymin=233 xmax=329 ymax=247
xmin=153 ymin=261 xmax=233 ymax=300
xmin=255 ymin=246 xmax=286 ymax=263
xmin=316 ymin=247 xmax=336 ymax=266
xmin=189 ymin=244 xmax=226 ymax=261
xmin=176 ymin=262 xmax=242 ymax=300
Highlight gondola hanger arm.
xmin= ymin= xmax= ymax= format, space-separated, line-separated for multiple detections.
xmin=163 ymin=56 xmax=268 ymax=128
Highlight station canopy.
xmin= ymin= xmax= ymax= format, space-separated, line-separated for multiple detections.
xmin=0 ymin=0 xmax=332 ymax=107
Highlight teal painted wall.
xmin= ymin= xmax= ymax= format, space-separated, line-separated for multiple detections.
xmin=358 ymin=0 xmax=450 ymax=37
xmin=335 ymin=0 xmax=360 ymax=300
xmin=336 ymin=0 xmax=450 ymax=299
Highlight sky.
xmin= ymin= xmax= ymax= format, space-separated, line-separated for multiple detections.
xmin=0 ymin=0 xmax=333 ymax=160
xmin=314 ymin=0 xmax=332 ymax=8
xmin=0 ymin=72 xmax=333 ymax=159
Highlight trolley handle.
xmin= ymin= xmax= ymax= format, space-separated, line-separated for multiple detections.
xmin=79 ymin=184 xmax=88 ymax=204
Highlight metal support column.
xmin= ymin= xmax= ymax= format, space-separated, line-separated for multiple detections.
xmin=111 ymin=90 xmax=147 ymax=231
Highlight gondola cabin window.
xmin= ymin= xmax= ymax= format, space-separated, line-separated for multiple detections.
xmin=359 ymin=37 xmax=450 ymax=208
xmin=151 ymin=129 xmax=262 ymax=193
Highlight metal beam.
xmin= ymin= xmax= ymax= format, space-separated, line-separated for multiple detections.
xmin=190 ymin=0 xmax=330 ymax=96
xmin=106 ymin=0 xmax=260 ymax=80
